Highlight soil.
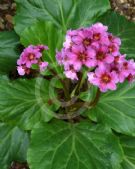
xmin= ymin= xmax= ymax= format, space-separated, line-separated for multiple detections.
xmin=0 ymin=0 xmax=16 ymax=31
xmin=9 ymin=162 xmax=29 ymax=169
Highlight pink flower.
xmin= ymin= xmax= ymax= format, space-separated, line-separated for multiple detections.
xmin=127 ymin=74 xmax=135 ymax=83
xmin=108 ymin=54 xmax=126 ymax=81
xmin=91 ymin=23 xmax=110 ymax=45
xmin=72 ymin=29 xmax=92 ymax=48
xmin=61 ymin=49 xmax=75 ymax=69
xmin=17 ymin=66 xmax=25 ymax=76
xmin=108 ymin=43 xmax=119 ymax=56
xmin=64 ymin=65 xmax=78 ymax=80
xmin=63 ymin=29 xmax=78 ymax=49
xmin=108 ymin=33 xmax=121 ymax=46
xmin=119 ymin=59 xmax=135 ymax=83
xmin=56 ymin=22 xmax=135 ymax=88
xmin=56 ymin=51 xmax=63 ymax=65
xmin=107 ymin=56 xmax=135 ymax=83
xmin=17 ymin=65 xmax=30 ymax=76
xmin=67 ymin=29 xmax=78 ymax=36
xmin=91 ymin=23 xmax=108 ymax=32
xmin=88 ymin=66 xmax=119 ymax=92
xmin=70 ymin=45 xmax=96 ymax=70
xmin=95 ymin=45 xmax=114 ymax=66
xmin=39 ymin=62 xmax=48 ymax=72
xmin=17 ymin=45 xmax=49 ymax=76
xmin=34 ymin=45 xmax=48 ymax=52
xmin=113 ymin=54 xmax=126 ymax=64
xmin=17 ymin=45 xmax=42 ymax=68
xmin=63 ymin=35 xmax=73 ymax=49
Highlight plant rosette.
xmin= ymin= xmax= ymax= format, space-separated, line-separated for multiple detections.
xmin=0 ymin=0 xmax=135 ymax=169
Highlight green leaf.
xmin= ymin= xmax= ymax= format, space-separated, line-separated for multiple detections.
xmin=14 ymin=0 xmax=110 ymax=35
xmin=121 ymin=159 xmax=135 ymax=169
xmin=28 ymin=120 xmax=123 ymax=169
xmin=82 ymin=86 xmax=98 ymax=122
xmin=79 ymin=90 xmax=92 ymax=101
xmin=0 ymin=76 xmax=60 ymax=130
xmin=0 ymin=31 xmax=19 ymax=74
xmin=0 ymin=123 xmax=29 ymax=169
xmin=98 ymin=11 xmax=135 ymax=59
xmin=79 ymin=86 xmax=97 ymax=102
xmin=89 ymin=82 xmax=135 ymax=136
xmin=120 ymin=135 xmax=135 ymax=169
xmin=20 ymin=21 xmax=63 ymax=73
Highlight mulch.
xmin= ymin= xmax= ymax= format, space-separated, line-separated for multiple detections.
xmin=0 ymin=0 xmax=135 ymax=168
xmin=110 ymin=0 xmax=135 ymax=21
xmin=0 ymin=0 xmax=16 ymax=31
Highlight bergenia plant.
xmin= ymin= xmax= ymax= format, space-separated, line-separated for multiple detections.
xmin=0 ymin=0 xmax=135 ymax=169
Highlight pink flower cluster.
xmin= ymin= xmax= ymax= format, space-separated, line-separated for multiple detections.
xmin=56 ymin=23 xmax=135 ymax=92
xmin=17 ymin=45 xmax=48 ymax=76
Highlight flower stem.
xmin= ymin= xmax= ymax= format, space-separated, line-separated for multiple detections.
xmin=68 ymin=88 xmax=101 ymax=112
xmin=89 ymin=88 xmax=101 ymax=107
xmin=57 ymin=88 xmax=101 ymax=120
xmin=48 ymin=67 xmax=70 ymax=100
xmin=75 ymin=73 xmax=83 ymax=95
xmin=74 ymin=71 xmax=87 ymax=96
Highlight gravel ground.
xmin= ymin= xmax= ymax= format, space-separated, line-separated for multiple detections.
xmin=0 ymin=0 xmax=16 ymax=31
xmin=110 ymin=0 xmax=135 ymax=21
xmin=0 ymin=0 xmax=135 ymax=31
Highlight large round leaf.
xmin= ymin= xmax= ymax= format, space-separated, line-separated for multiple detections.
xmin=89 ymin=82 xmax=135 ymax=136
xmin=121 ymin=160 xmax=135 ymax=169
xmin=0 ymin=123 xmax=29 ymax=169
xmin=98 ymin=11 xmax=135 ymax=59
xmin=14 ymin=0 xmax=110 ymax=35
xmin=0 ymin=76 xmax=59 ymax=130
xmin=0 ymin=31 xmax=19 ymax=74
xmin=120 ymin=135 xmax=135 ymax=169
xmin=28 ymin=120 xmax=123 ymax=169
xmin=20 ymin=21 xmax=63 ymax=71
